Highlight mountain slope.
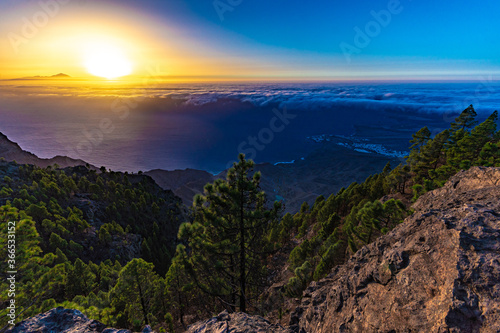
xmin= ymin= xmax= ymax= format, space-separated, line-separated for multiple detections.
xmin=147 ymin=147 xmax=397 ymax=213
xmin=1 ymin=129 xmax=397 ymax=213
xmin=290 ymin=166 xmax=500 ymax=332
xmin=0 ymin=132 xmax=91 ymax=169
xmin=145 ymin=168 xmax=216 ymax=206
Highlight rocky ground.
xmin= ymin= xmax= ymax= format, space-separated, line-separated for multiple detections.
xmin=186 ymin=311 xmax=291 ymax=333
xmin=290 ymin=166 xmax=500 ymax=332
xmin=5 ymin=308 xmax=133 ymax=333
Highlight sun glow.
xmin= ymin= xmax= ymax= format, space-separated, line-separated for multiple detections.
xmin=84 ymin=45 xmax=133 ymax=79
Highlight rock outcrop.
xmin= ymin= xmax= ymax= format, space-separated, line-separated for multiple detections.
xmin=7 ymin=308 xmax=292 ymax=333
xmin=186 ymin=311 xmax=291 ymax=333
xmin=5 ymin=307 xmax=130 ymax=333
xmin=290 ymin=166 xmax=500 ymax=332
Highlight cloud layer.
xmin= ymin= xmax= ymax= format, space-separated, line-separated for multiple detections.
xmin=3 ymin=80 xmax=499 ymax=114
xmin=0 ymin=81 xmax=498 ymax=172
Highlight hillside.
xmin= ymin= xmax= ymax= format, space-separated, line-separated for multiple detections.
xmin=0 ymin=130 xmax=397 ymax=214
xmin=0 ymin=159 xmax=186 ymax=330
xmin=145 ymin=168 xmax=216 ymax=207
xmin=0 ymin=132 xmax=91 ymax=169
xmin=147 ymin=148 xmax=397 ymax=213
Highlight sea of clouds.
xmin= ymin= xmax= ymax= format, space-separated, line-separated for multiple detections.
xmin=3 ymin=80 xmax=500 ymax=114
xmin=0 ymin=81 xmax=499 ymax=172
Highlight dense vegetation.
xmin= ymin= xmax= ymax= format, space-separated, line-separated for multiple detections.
xmin=0 ymin=164 xmax=183 ymax=331
xmin=0 ymin=105 xmax=498 ymax=331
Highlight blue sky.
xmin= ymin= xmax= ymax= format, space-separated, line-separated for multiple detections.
xmin=171 ymin=0 xmax=498 ymax=57
xmin=115 ymin=0 xmax=500 ymax=79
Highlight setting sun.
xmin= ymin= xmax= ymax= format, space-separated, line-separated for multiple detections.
xmin=84 ymin=45 xmax=132 ymax=79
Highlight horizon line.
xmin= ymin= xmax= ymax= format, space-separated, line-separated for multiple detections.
xmin=2 ymin=74 xmax=499 ymax=84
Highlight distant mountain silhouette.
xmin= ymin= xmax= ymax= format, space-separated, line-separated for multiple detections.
xmin=0 ymin=131 xmax=94 ymax=169
xmin=11 ymin=73 xmax=71 ymax=80
xmin=146 ymin=149 xmax=396 ymax=213
xmin=49 ymin=73 xmax=71 ymax=78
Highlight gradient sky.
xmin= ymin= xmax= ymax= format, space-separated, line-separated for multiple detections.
xmin=1 ymin=0 xmax=499 ymax=80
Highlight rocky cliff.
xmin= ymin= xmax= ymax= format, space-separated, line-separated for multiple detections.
xmin=290 ymin=166 xmax=500 ymax=332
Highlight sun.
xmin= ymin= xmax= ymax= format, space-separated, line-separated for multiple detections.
xmin=84 ymin=45 xmax=132 ymax=79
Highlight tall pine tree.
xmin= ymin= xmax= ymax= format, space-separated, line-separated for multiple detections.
xmin=173 ymin=154 xmax=281 ymax=312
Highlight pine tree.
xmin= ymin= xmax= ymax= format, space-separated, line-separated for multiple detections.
xmin=174 ymin=154 xmax=281 ymax=312
xmin=0 ymin=205 xmax=44 ymax=325
xmin=66 ymin=258 xmax=96 ymax=298
xmin=446 ymin=105 xmax=479 ymax=150
xmin=284 ymin=261 xmax=312 ymax=297
xmin=447 ymin=110 xmax=498 ymax=169
xmin=110 ymin=258 xmax=162 ymax=327
xmin=410 ymin=129 xmax=450 ymax=181
xmin=451 ymin=105 xmax=478 ymax=131
xmin=164 ymin=249 xmax=199 ymax=329
xmin=409 ymin=126 xmax=431 ymax=151
xmin=350 ymin=199 xmax=406 ymax=247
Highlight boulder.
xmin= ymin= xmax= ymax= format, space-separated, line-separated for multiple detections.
xmin=6 ymin=307 xmax=131 ymax=333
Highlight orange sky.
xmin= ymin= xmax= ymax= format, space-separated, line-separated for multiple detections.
xmin=0 ymin=1 xmax=277 ymax=80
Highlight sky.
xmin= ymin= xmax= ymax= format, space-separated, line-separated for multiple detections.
xmin=1 ymin=0 xmax=500 ymax=80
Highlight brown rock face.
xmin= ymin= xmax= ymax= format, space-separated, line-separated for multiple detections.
xmin=291 ymin=166 xmax=500 ymax=333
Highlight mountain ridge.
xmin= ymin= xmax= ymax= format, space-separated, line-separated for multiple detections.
xmin=146 ymin=148 xmax=398 ymax=213
xmin=0 ymin=132 xmax=93 ymax=169
xmin=0 ymin=130 xmax=398 ymax=213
